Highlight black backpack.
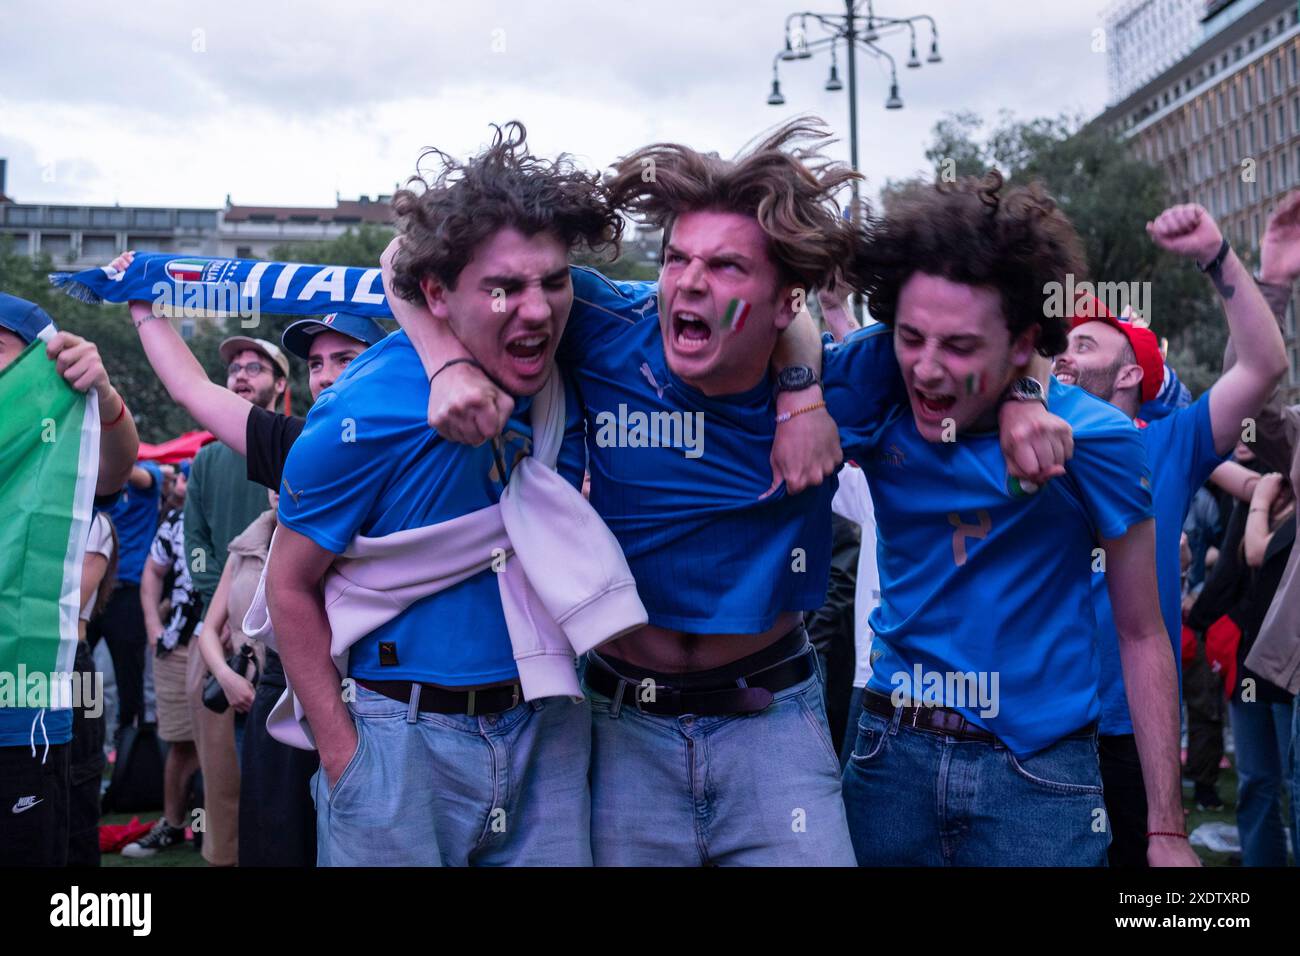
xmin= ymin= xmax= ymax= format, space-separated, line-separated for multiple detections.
xmin=101 ymin=722 xmax=165 ymax=813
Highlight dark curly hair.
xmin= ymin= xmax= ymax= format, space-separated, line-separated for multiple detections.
xmin=604 ymin=116 xmax=861 ymax=293
xmin=390 ymin=122 xmax=622 ymax=299
xmin=851 ymin=170 xmax=1085 ymax=357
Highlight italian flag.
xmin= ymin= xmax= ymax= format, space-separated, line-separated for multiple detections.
xmin=164 ymin=258 xmax=208 ymax=282
xmin=722 ymin=298 xmax=751 ymax=332
xmin=0 ymin=326 xmax=99 ymax=683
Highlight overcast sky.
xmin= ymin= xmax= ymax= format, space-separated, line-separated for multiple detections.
xmin=0 ymin=0 xmax=1112 ymax=211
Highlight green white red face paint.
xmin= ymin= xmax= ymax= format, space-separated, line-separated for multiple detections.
xmin=965 ymin=372 xmax=983 ymax=396
xmin=722 ymin=298 xmax=751 ymax=333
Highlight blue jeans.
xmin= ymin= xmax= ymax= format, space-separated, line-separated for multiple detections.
xmin=1228 ymin=696 xmax=1292 ymax=866
xmin=583 ymin=650 xmax=856 ymax=866
xmin=312 ymin=685 xmax=592 ymax=866
xmin=842 ymin=702 xmax=1109 ymax=866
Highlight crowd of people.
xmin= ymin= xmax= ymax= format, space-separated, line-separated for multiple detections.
xmin=1 ymin=116 xmax=1298 ymax=867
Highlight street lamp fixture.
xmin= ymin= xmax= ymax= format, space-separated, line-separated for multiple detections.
xmin=825 ymin=45 xmax=844 ymax=91
xmin=764 ymin=2 xmax=941 ymax=318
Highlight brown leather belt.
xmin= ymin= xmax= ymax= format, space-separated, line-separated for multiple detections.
xmin=355 ymin=678 xmax=522 ymax=716
xmin=862 ymin=689 xmax=997 ymax=744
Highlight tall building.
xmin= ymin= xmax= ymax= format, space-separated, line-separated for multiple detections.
xmin=1096 ymin=0 xmax=1300 ymax=399
xmin=1106 ymin=0 xmax=1207 ymax=105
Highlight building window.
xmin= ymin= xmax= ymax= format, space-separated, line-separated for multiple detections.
xmin=1283 ymin=151 xmax=1291 ymax=188
xmin=1291 ymin=46 xmax=1298 ymax=84
xmin=1263 ymin=113 xmax=1271 ymax=147
xmin=236 ymin=245 xmax=252 ymax=258
xmin=1275 ymin=57 xmax=1283 ymax=92
xmin=1249 ymin=121 xmax=1256 ymax=153
xmin=1280 ymin=104 xmax=1287 ymax=139
xmin=1266 ymin=159 xmax=1273 ymax=193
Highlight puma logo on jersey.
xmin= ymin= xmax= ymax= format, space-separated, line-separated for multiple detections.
xmin=639 ymin=362 xmax=665 ymax=399
xmin=281 ymin=478 xmax=302 ymax=505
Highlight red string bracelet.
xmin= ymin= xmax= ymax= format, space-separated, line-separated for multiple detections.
xmin=101 ymin=395 xmax=128 ymax=430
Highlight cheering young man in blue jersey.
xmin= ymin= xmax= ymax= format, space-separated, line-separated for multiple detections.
xmin=266 ymin=124 xmax=624 ymax=866
xmin=398 ymin=122 xmax=1068 ymax=865
xmin=1053 ymin=204 xmax=1287 ymax=867
xmin=823 ymin=172 xmax=1200 ymax=866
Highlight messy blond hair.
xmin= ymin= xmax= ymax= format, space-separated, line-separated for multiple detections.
xmin=605 ymin=117 xmax=861 ymax=292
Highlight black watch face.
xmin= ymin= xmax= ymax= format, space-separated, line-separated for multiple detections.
xmin=1016 ymin=378 xmax=1044 ymax=400
xmin=779 ymin=366 xmax=816 ymax=391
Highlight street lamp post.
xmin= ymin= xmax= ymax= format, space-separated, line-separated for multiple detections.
xmin=767 ymin=2 xmax=942 ymax=316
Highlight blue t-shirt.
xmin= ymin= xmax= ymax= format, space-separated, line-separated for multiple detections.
xmin=0 ymin=708 xmax=73 ymax=748
xmin=277 ymin=331 xmax=587 ymax=686
xmin=1093 ymin=394 xmax=1226 ymax=735
xmin=107 ymin=459 xmax=163 ymax=584
xmin=562 ymin=269 xmax=901 ymax=633
xmin=826 ymin=342 xmax=1155 ymax=757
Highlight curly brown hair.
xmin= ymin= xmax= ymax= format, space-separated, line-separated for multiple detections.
xmin=390 ymin=122 xmax=622 ymax=299
xmin=851 ymin=170 xmax=1085 ymax=356
xmin=604 ymin=116 xmax=861 ymax=292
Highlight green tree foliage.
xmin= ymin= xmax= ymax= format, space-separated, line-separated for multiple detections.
xmin=270 ymin=223 xmax=395 ymax=268
xmin=0 ymin=237 xmax=220 ymax=443
xmin=0 ymin=226 xmax=404 ymax=444
xmin=881 ymin=111 xmax=1233 ymax=394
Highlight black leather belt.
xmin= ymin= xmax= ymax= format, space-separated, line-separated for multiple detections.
xmin=584 ymin=649 xmax=816 ymax=717
xmin=356 ymin=678 xmax=522 ymax=716
xmin=862 ymin=689 xmax=997 ymax=744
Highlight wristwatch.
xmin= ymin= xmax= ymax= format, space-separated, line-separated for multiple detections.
xmin=1002 ymin=377 xmax=1047 ymax=407
xmin=775 ymin=365 xmax=820 ymax=394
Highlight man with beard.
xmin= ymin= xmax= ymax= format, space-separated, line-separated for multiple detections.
xmin=182 ymin=335 xmax=291 ymax=864
xmin=1054 ymin=203 xmax=1287 ymax=866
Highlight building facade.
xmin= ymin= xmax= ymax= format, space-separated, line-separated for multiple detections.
xmin=0 ymin=161 xmax=395 ymax=271
xmin=1097 ymin=0 xmax=1300 ymax=399
xmin=1106 ymin=0 xmax=1207 ymax=106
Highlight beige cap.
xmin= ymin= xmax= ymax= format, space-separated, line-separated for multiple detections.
xmin=219 ymin=336 xmax=291 ymax=379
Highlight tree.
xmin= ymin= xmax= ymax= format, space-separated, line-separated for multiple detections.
xmin=0 ymin=237 xmax=218 ymax=443
xmin=881 ymin=111 xmax=1231 ymax=393
xmin=270 ymin=223 xmax=395 ymax=268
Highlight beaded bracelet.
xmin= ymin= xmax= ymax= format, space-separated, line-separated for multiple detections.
xmin=775 ymin=400 xmax=827 ymax=425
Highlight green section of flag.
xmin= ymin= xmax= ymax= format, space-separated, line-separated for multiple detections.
xmin=0 ymin=338 xmax=93 ymax=679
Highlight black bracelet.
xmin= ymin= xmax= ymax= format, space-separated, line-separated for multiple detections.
xmin=429 ymin=357 xmax=485 ymax=385
xmin=1198 ymin=237 xmax=1231 ymax=274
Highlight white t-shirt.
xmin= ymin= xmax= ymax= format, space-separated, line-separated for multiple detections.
xmin=831 ymin=463 xmax=881 ymax=688
xmin=81 ymin=511 xmax=115 ymax=622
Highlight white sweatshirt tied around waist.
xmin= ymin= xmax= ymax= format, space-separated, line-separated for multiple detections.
xmin=243 ymin=370 xmax=647 ymax=750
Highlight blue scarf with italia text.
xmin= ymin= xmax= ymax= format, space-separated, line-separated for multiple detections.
xmin=50 ymin=252 xmax=395 ymax=319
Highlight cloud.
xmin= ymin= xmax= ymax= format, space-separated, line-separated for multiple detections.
xmin=0 ymin=0 xmax=1111 ymax=208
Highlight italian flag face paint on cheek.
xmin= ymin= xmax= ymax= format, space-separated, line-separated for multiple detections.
xmin=965 ymin=372 xmax=982 ymax=396
xmin=722 ymin=298 xmax=751 ymax=333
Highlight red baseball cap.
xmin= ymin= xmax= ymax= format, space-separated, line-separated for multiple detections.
xmin=1068 ymin=294 xmax=1163 ymax=404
